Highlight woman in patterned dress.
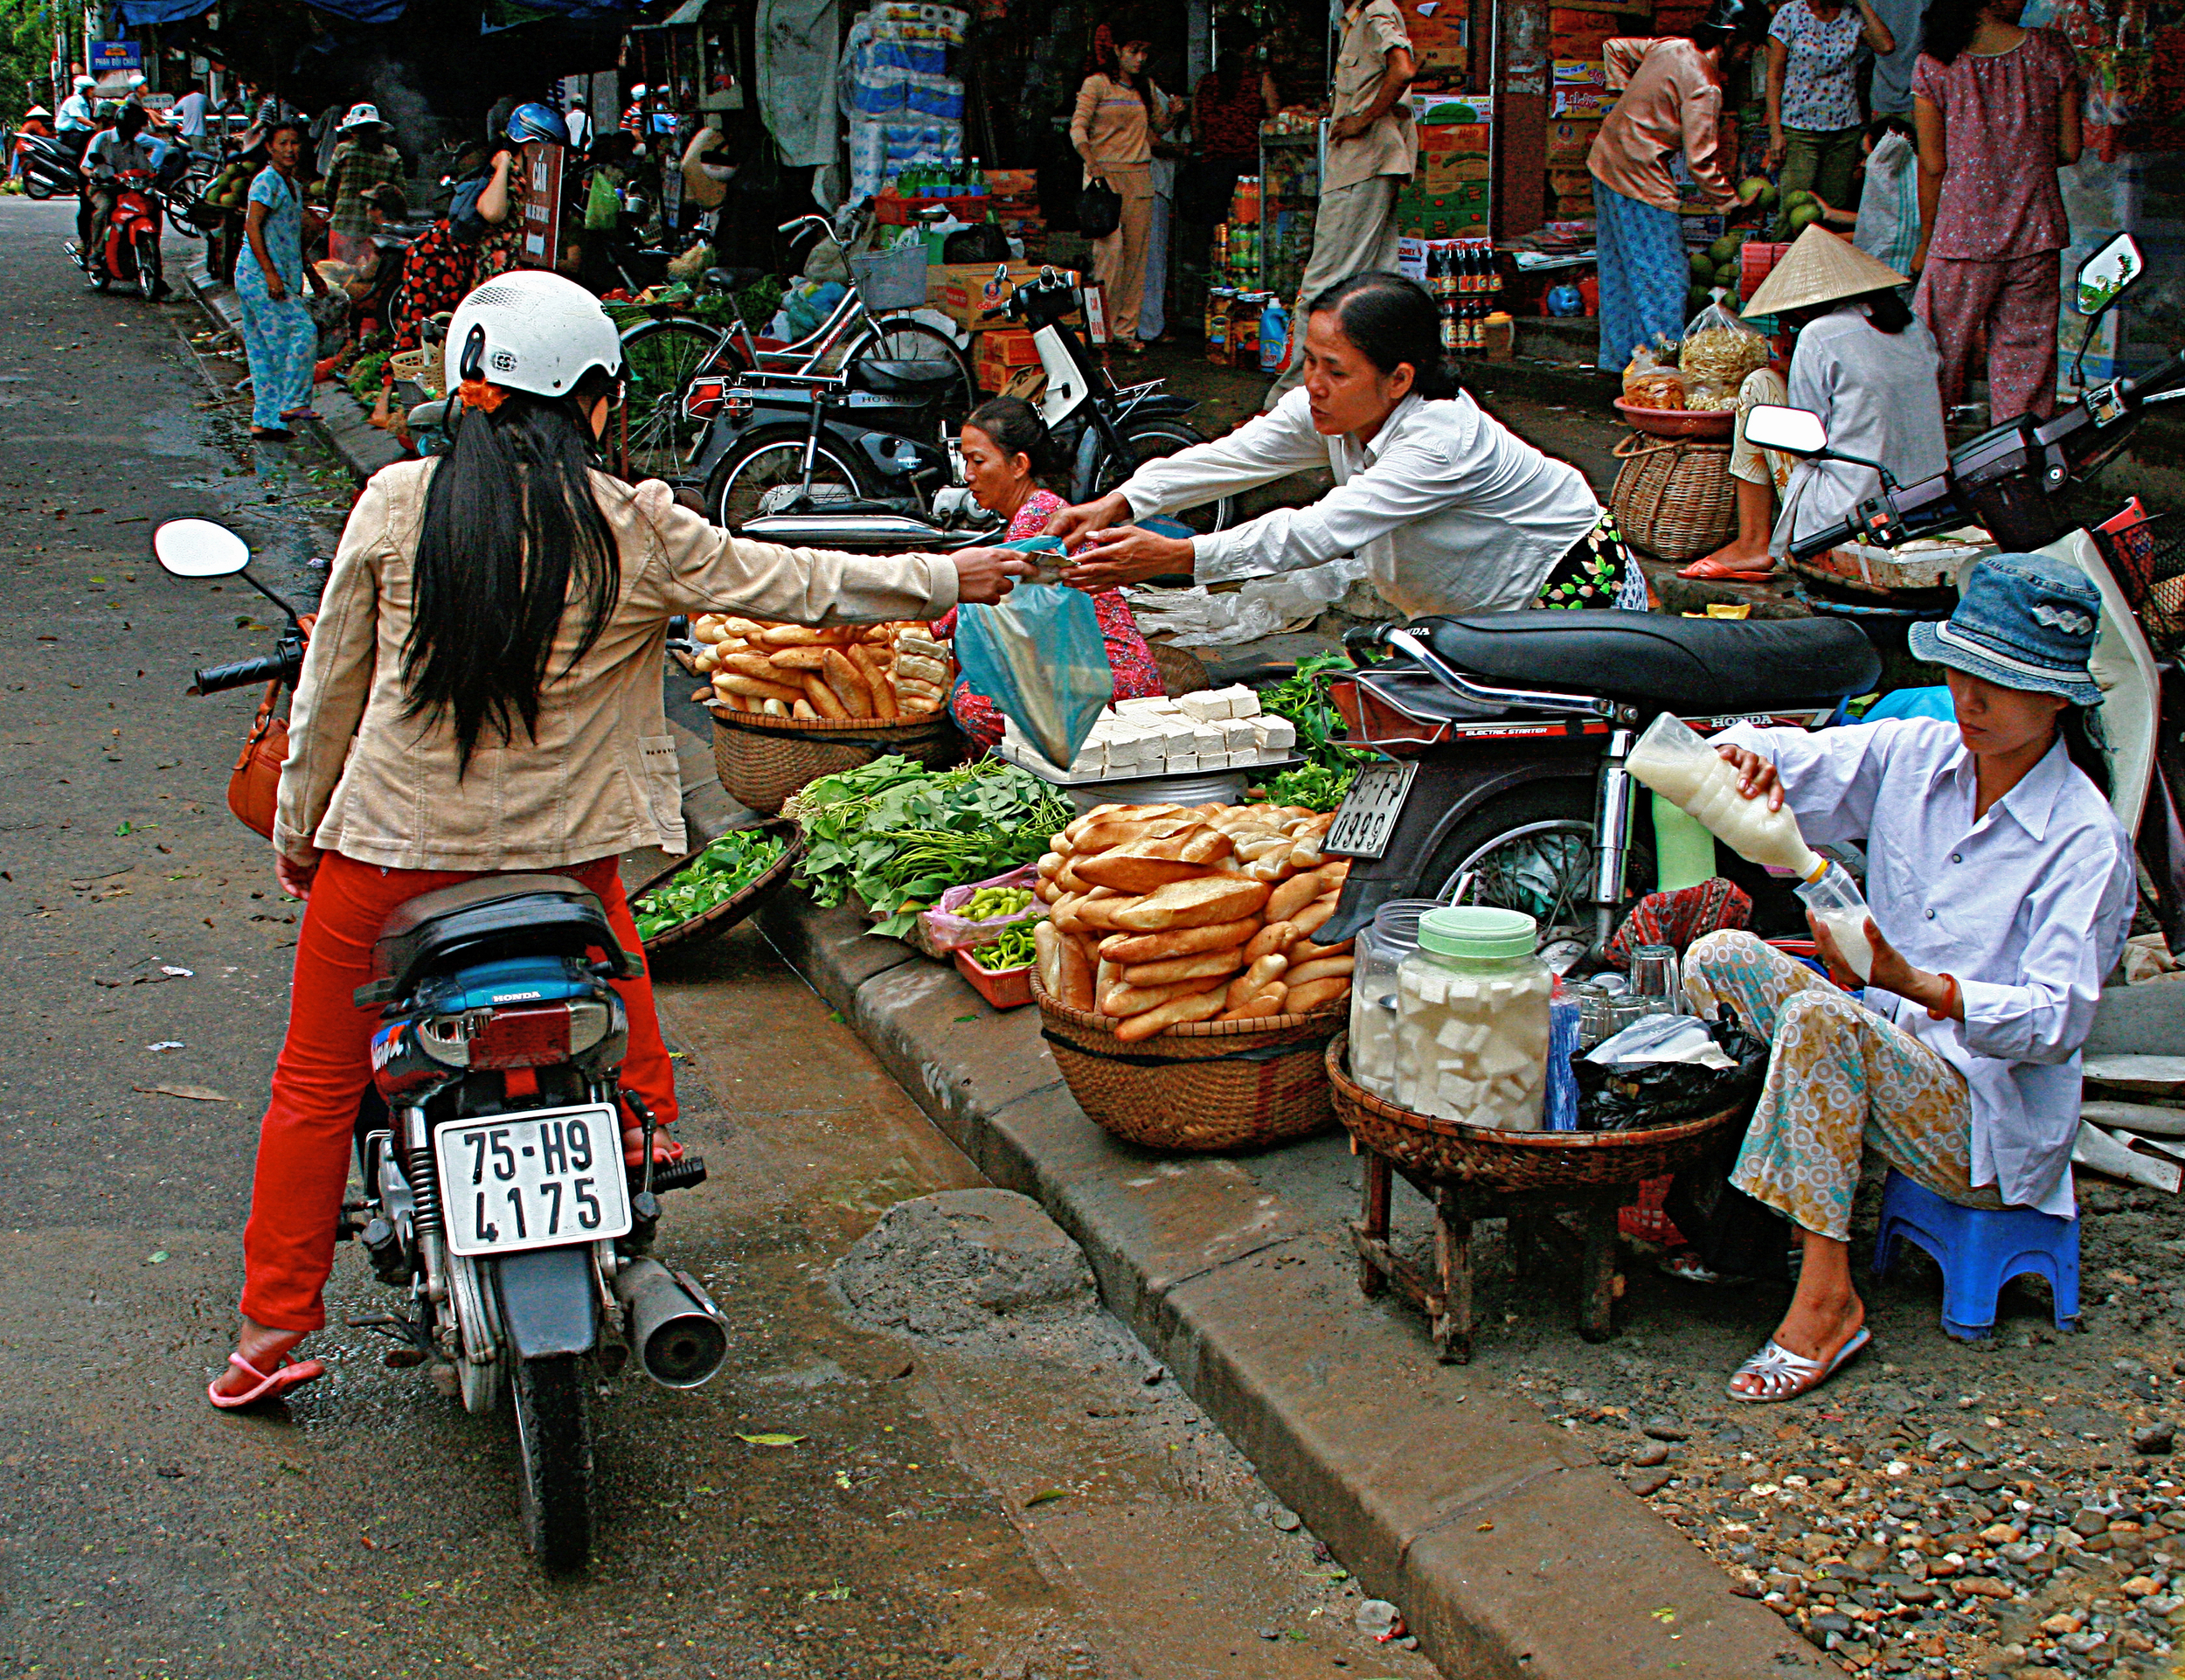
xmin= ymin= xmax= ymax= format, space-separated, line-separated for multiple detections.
xmin=933 ymin=398 xmax=1164 ymax=753
xmin=1689 ymin=553 xmax=2133 ymax=1402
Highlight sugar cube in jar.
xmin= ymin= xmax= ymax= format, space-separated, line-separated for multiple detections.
xmin=1393 ymin=907 xmax=1550 ymax=1130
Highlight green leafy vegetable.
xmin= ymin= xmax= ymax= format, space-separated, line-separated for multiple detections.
xmin=632 ymin=829 xmax=789 ymax=941
xmin=1248 ymin=650 xmax=1375 ymax=809
xmin=1248 ymin=760 xmax=1359 ymax=813
xmin=786 ymin=756 xmax=1070 ymax=938
xmin=344 ymin=349 xmax=392 ymax=406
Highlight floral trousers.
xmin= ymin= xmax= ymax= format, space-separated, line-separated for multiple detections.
xmin=1682 ymin=930 xmax=2000 ymax=1244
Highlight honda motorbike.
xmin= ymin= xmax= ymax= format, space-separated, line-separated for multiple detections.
xmin=78 ymin=150 xmax=183 ymax=299
xmin=12 ymin=128 xmax=85 ymax=199
xmin=1318 ymin=233 xmax=2182 ymax=961
xmin=726 ymin=266 xmax=1235 ymax=555
xmin=153 ymin=517 xmax=729 ymax=1572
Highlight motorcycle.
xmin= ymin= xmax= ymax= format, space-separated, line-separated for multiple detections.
xmin=79 ymin=145 xmax=187 ymax=299
xmin=153 ymin=517 xmax=729 ymax=1572
xmin=12 ymin=128 xmax=86 ymax=199
xmin=725 ymin=265 xmax=1236 ymax=554
xmin=1316 ymin=232 xmax=2182 ymax=960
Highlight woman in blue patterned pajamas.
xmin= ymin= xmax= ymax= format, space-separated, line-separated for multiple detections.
xmin=234 ymin=121 xmax=329 ymax=441
xmin=1683 ymin=553 xmax=2135 ymax=1401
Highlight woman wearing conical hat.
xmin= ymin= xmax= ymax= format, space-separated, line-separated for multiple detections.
xmin=1680 ymin=224 xmax=1947 ymax=580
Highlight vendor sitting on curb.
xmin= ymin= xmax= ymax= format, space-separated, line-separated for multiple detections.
xmin=930 ymin=397 xmax=1165 ymax=753
xmin=1682 ymin=553 xmax=2133 ymax=1401
xmin=1046 ymin=271 xmax=1643 ymax=615
xmin=1682 ymin=225 xmax=1946 ymax=580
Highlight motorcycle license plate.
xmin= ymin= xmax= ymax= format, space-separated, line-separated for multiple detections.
xmin=1322 ymin=760 xmax=1419 ymax=860
xmin=434 ymin=1104 xmax=632 ymax=1258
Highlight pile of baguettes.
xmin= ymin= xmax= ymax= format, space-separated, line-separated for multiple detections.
xmin=1030 ymin=802 xmax=1356 ymax=1043
xmin=690 ymin=615 xmax=955 ymax=722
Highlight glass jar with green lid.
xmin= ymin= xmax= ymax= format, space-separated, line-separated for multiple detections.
xmin=1393 ymin=906 xmax=1553 ymax=1130
xmin=1349 ymin=899 xmax=1439 ymax=1100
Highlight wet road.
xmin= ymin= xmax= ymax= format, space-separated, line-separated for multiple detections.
xmin=0 ymin=199 xmax=1437 ymax=1680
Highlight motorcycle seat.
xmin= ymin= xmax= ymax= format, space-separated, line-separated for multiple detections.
xmin=357 ymin=876 xmax=636 ymax=1008
xmin=1410 ymin=610 xmax=1882 ymax=712
xmin=845 ymin=357 xmax=962 ymax=396
xmin=704 ymin=266 xmax=763 ymax=293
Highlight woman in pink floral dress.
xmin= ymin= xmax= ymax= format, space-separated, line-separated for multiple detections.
xmin=933 ymin=397 xmax=1165 ymax=752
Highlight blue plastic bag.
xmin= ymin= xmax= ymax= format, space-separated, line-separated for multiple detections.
xmin=953 ymin=541 xmax=1113 ymax=768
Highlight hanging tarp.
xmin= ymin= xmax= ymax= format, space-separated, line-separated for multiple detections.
xmin=483 ymin=0 xmax=638 ymax=27
xmin=114 ymin=0 xmax=216 ymax=27
xmin=300 ymin=0 xmax=410 ymax=24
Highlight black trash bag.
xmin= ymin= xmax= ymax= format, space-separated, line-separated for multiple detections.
xmin=1573 ymin=1004 xmax=1769 ymax=1132
xmin=1076 ymin=176 xmax=1122 ymax=240
xmin=1661 ymin=1140 xmax=1794 ymax=1282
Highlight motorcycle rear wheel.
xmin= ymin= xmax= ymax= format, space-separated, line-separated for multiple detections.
xmin=1416 ymin=781 xmax=1658 ymax=951
xmin=25 ymin=175 xmax=54 ymax=201
xmin=512 ymin=1353 xmax=595 ymax=1573
xmin=706 ymin=429 xmax=871 ymax=530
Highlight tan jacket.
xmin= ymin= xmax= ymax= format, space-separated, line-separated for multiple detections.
xmin=274 ymin=460 xmax=959 ymax=871
xmin=1325 ymin=0 xmax=1415 ymax=193
xmin=1588 ymin=37 xmax=1736 ymax=212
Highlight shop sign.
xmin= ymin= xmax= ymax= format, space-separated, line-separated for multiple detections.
xmin=518 ymin=140 xmax=565 ymax=269
xmin=90 ymin=38 xmax=142 ymax=87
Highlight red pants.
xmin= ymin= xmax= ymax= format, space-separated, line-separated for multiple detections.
xmin=239 ymin=852 xmax=678 ymax=1332
xmin=1915 ymin=250 xmax=2062 ymax=423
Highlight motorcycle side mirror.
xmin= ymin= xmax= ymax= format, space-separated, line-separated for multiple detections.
xmin=152 ymin=517 xmax=251 ymax=577
xmin=1742 ymin=404 xmax=1829 ymax=458
xmin=2075 ymin=233 xmax=2143 ymax=319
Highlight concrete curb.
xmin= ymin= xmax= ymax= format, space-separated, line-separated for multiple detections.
xmin=748 ymin=891 xmax=1831 ymax=1680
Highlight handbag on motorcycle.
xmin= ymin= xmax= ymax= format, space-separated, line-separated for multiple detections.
xmin=227 ymin=681 xmax=289 ymax=840
xmin=1076 ymin=176 xmax=1122 ymax=241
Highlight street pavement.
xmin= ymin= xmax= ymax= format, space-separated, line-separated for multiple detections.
xmin=0 ymin=199 xmax=1436 ymax=1680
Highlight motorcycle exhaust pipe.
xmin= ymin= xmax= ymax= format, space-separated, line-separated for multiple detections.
xmin=612 ymin=1259 xmax=728 ymax=1389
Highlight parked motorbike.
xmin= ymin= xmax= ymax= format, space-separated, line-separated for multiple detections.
xmin=1316 ymin=232 xmax=2182 ymax=961
xmin=153 ymin=517 xmax=729 ymax=1572
xmin=724 ymin=265 xmax=1235 ymax=553
xmin=11 ymin=128 xmax=85 ymax=199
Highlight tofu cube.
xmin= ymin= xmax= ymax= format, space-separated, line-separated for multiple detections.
xmin=1177 ymin=691 xmax=1230 ymax=723
xmin=1164 ymin=753 xmax=1199 ymax=774
xmin=1103 ymin=732 xmax=1145 ymax=770
xmin=1225 ymin=686 xmax=1262 ymax=719
xmin=1219 ymin=718 xmax=1258 ymax=754
xmin=1252 ymin=716 xmax=1298 ymax=753
xmin=1191 ymin=725 xmax=1224 ymax=758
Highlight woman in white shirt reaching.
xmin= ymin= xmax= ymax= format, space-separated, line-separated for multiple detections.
xmin=1686 ymin=553 xmax=2133 ymax=1402
xmin=1048 ymin=271 xmax=1641 ymax=616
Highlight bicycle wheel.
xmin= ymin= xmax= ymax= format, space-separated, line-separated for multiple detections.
xmin=620 ymin=316 xmax=725 ymax=481
xmin=705 ymin=430 xmax=872 ymax=530
xmin=846 ymin=316 xmax=975 ymax=422
xmin=1090 ymin=420 xmax=1237 ymax=536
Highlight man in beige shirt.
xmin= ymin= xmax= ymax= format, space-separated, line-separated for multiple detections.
xmin=1266 ymin=0 xmax=1415 ymax=404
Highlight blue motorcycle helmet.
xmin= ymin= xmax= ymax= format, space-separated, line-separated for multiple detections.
xmin=505 ymin=101 xmax=569 ymax=148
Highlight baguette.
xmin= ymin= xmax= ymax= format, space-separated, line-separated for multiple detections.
xmin=1096 ymin=919 xmax=1258 ymax=964
xmin=791 ymin=698 xmax=818 ymax=719
xmin=1266 ymin=867 xmax=1337 ymax=925
xmin=1058 ymin=934 xmax=1096 ymax=1011
xmin=1113 ymin=984 xmax=1227 ymax=1043
xmin=721 ymin=652 xmax=792 ymax=682
xmin=849 ymin=642 xmax=898 ymax=720
xmin=1109 ymin=876 xmax=1271 ymax=933
xmin=1099 ymin=975 xmax=1209 ymax=1018
xmin=1033 ymin=919 xmax=1062 ymax=999
xmin=802 ymin=674 xmax=850 ymax=721
xmin=1217 ymin=987 xmax=1290 ymax=1024
xmin=1283 ymin=955 xmax=1355 ymax=987
xmin=759 ymin=624 xmax=829 ymax=647
xmin=1119 ymin=947 xmax=1250 ymax=988
xmin=1074 ymin=894 xmax=1145 ymax=933
xmin=715 ymin=673 xmax=807 ymax=705
xmin=1243 ymin=921 xmax=1294 ymax=962
xmin=1283 ymin=975 xmax=1349 ymax=1015
xmin=821 ymin=647 xmax=873 ymax=716
xmin=768 ymin=646 xmax=834 ymax=672
xmin=1073 ymin=852 xmax=1207 ymax=894
xmin=1176 ymin=828 xmax=1234 ymax=865
xmin=1288 ymin=896 xmax=1338 ymax=940
xmin=1290 ymin=935 xmax=1355 ymax=961
xmin=1224 ymin=953 xmax=1288 ymax=1011
xmin=1036 ymin=851 xmax=1065 ymax=879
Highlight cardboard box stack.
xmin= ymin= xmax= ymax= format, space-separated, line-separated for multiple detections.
xmin=985 ymin=168 xmax=1045 ymax=263
xmin=1543 ymin=0 xmax=1646 ymax=220
xmin=926 ymin=260 xmax=1079 ymax=400
xmin=1398 ymin=101 xmax=1491 ymax=237
xmin=1398 ymin=0 xmax=1469 ymax=81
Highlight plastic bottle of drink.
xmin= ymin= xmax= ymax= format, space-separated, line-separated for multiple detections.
xmin=1796 ymin=863 xmax=1877 ymax=982
xmin=965 ymin=156 xmax=987 ymax=196
xmin=1624 ymin=712 xmax=1828 ymax=880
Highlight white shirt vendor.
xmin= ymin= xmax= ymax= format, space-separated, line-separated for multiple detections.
xmin=1113 ymin=387 xmax=1604 ymax=618
xmin=1714 ymin=713 xmax=2134 ymax=1215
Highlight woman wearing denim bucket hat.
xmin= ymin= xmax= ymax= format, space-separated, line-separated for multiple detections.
xmin=1677 ymin=552 xmax=2135 ymax=1401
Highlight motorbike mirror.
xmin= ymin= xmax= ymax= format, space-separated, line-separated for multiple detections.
xmin=2075 ymin=233 xmax=2144 ymax=318
xmin=152 ymin=517 xmax=251 ymax=578
xmin=1742 ymin=404 xmax=1829 ymax=458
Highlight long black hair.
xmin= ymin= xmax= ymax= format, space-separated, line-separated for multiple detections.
xmin=2062 ymin=705 xmax=2112 ymax=799
xmin=402 ymin=370 xmax=622 ymax=774
xmin=1919 ymin=0 xmax=1995 ymax=65
xmin=964 ymin=395 xmax=1059 ymax=480
xmin=1307 ymin=270 xmax=1460 ymax=400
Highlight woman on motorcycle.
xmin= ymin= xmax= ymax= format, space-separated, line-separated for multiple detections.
xmin=1051 ymin=271 xmax=1640 ymax=615
xmin=211 ymin=272 xmax=1033 ymax=1407
xmin=1686 ymin=553 xmax=2133 ymax=1402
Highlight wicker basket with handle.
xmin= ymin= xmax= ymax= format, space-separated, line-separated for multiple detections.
xmin=1324 ymin=1031 xmax=1748 ymax=1185
xmin=1609 ymin=433 xmax=1737 ymax=563
xmin=1033 ymin=973 xmax=1345 ymax=1152
xmin=707 ymin=704 xmax=962 ymax=816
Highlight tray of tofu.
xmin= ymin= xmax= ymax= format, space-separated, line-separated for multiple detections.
xmin=995 ymin=685 xmax=1303 ymax=784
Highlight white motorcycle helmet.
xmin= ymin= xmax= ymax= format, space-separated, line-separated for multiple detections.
xmin=444 ymin=269 xmax=624 ymax=402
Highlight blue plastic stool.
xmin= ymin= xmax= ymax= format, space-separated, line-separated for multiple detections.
xmin=1870 ymin=1169 xmax=2079 ymax=1341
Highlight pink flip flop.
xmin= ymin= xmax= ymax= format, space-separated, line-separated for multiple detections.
xmin=208 ymin=1350 xmax=325 ymax=1410
xmin=1677 ymin=556 xmax=1777 ymax=581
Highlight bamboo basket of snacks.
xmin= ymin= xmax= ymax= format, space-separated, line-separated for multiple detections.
xmin=1029 ymin=802 xmax=1356 ymax=1151
xmin=690 ymin=614 xmax=964 ymax=815
xmin=627 ymin=822 xmax=801 ymax=953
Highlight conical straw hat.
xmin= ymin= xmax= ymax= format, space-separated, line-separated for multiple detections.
xmin=1741 ymin=225 xmax=1910 ymax=319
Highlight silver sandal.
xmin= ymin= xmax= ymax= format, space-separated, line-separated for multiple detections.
xmin=1725 ymin=1326 xmax=1869 ymax=1402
